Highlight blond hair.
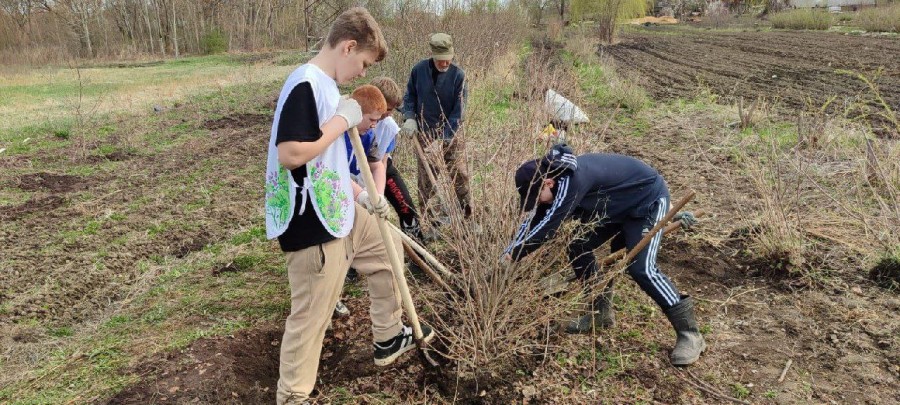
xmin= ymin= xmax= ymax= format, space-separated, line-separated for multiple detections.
xmin=351 ymin=84 xmax=387 ymax=115
xmin=325 ymin=7 xmax=387 ymax=62
xmin=369 ymin=76 xmax=402 ymax=108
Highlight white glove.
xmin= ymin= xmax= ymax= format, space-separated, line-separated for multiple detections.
xmin=401 ymin=118 xmax=417 ymax=136
xmin=357 ymin=190 xmax=389 ymax=218
xmin=335 ymin=96 xmax=362 ymax=129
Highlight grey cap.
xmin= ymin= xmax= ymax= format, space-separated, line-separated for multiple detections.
xmin=429 ymin=33 xmax=454 ymax=61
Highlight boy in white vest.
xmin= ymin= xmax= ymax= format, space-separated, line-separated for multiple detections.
xmin=263 ymin=8 xmax=433 ymax=404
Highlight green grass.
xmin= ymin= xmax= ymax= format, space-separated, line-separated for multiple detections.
xmin=0 ymin=53 xmax=295 ymax=148
xmin=567 ymin=50 xmax=651 ymax=112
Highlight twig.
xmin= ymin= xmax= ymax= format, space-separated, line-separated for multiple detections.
xmin=678 ymin=369 xmax=752 ymax=405
xmin=596 ymin=105 xmax=620 ymax=142
xmin=778 ymin=358 xmax=793 ymax=383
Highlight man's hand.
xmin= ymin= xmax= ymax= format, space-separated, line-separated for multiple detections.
xmin=335 ymin=96 xmax=363 ymax=129
xmin=401 ymin=118 xmax=417 ymax=136
xmin=673 ymin=211 xmax=698 ymax=230
xmin=357 ymin=190 xmax=390 ymax=218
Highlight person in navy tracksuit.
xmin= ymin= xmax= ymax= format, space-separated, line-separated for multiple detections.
xmin=504 ymin=144 xmax=706 ymax=366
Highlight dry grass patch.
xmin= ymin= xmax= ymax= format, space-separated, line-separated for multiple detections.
xmin=770 ymin=9 xmax=833 ymax=30
xmin=856 ymin=3 xmax=900 ymax=32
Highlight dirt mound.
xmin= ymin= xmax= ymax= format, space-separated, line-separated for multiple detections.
xmin=0 ymin=195 xmax=66 ymax=221
xmin=106 ymin=324 xmax=282 ymax=404
xmin=203 ymin=113 xmax=270 ymax=131
xmin=870 ymin=257 xmax=900 ymax=290
xmin=15 ymin=172 xmax=85 ymax=192
xmin=605 ymin=28 xmax=900 ymax=132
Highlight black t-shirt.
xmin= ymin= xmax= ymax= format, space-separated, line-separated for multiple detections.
xmin=275 ymin=82 xmax=337 ymax=252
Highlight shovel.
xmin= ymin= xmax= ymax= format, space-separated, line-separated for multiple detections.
xmin=542 ymin=193 xmax=701 ymax=297
xmin=347 ymin=127 xmax=439 ymax=367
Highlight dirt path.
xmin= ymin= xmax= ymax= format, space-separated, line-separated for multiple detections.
xmin=605 ymin=28 xmax=900 ymax=124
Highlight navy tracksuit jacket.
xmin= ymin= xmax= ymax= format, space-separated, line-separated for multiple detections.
xmin=505 ymin=153 xmax=683 ymax=309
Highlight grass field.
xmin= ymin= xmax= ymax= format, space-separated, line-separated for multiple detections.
xmin=0 ymin=54 xmax=298 ymax=150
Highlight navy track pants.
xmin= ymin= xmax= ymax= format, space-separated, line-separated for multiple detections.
xmin=568 ymin=194 xmax=683 ymax=310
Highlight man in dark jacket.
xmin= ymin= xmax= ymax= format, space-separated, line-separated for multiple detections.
xmin=401 ymin=33 xmax=471 ymax=220
xmin=504 ymin=144 xmax=706 ymax=366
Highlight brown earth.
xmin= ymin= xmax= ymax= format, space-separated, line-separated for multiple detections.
xmin=605 ymin=28 xmax=900 ymax=133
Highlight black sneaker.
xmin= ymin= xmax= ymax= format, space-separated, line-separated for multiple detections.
xmin=373 ymin=323 xmax=435 ymax=366
xmin=346 ymin=267 xmax=359 ymax=282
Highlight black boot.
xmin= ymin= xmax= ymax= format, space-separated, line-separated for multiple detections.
xmin=565 ymin=283 xmax=615 ymax=334
xmin=664 ymin=296 xmax=707 ymax=366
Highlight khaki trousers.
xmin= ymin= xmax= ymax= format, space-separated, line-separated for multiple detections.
xmin=276 ymin=204 xmax=403 ymax=404
xmin=416 ymin=133 xmax=473 ymax=219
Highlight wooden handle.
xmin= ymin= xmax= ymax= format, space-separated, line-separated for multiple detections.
xmin=347 ymin=127 xmax=425 ymax=341
xmin=388 ymin=222 xmax=455 ymax=281
xmin=601 ymin=209 xmax=706 ymax=266
xmin=619 ymin=191 xmax=696 ymax=268
xmin=402 ymin=241 xmax=453 ymax=292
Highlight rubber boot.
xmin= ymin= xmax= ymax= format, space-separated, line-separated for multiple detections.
xmin=664 ymin=296 xmax=707 ymax=366
xmin=565 ymin=283 xmax=615 ymax=334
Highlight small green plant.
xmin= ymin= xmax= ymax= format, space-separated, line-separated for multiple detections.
xmin=48 ymin=326 xmax=74 ymax=337
xmin=764 ymin=389 xmax=778 ymax=399
xmin=731 ymin=383 xmax=751 ymax=399
xmin=700 ymin=324 xmax=712 ymax=335
xmin=53 ymin=128 xmax=71 ymax=139
xmin=770 ymin=9 xmax=833 ymax=30
xmin=201 ymin=29 xmax=228 ymax=55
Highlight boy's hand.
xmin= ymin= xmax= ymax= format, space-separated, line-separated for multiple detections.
xmin=401 ymin=118 xmax=417 ymax=136
xmin=335 ymin=96 xmax=363 ymax=129
xmin=357 ymin=190 xmax=390 ymax=218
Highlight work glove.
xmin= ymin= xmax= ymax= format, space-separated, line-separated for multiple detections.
xmin=401 ymin=118 xmax=418 ymax=137
xmin=673 ymin=211 xmax=698 ymax=230
xmin=335 ymin=96 xmax=363 ymax=129
xmin=357 ymin=190 xmax=390 ymax=218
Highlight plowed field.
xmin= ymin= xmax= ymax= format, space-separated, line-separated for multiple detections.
xmin=606 ymin=28 xmax=900 ymax=115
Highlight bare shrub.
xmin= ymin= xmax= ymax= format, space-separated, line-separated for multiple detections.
xmin=742 ymin=140 xmax=811 ymax=276
xmin=408 ymin=36 xmax=589 ymax=380
xmin=738 ymin=97 xmax=764 ymax=129
xmin=720 ymin=80 xmax=900 ymax=284
xmin=704 ymin=1 xmax=731 ymax=29
xmin=570 ymin=0 xmax=651 ymax=44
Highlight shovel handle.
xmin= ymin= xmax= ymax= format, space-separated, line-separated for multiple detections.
xmin=619 ymin=191 xmax=695 ymax=268
xmin=600 ymin=209 xmax=706 ymax=266
xmin=347 ymin=127 xmax=425 ymax=341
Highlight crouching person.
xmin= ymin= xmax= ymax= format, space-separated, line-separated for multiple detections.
xmin=263 ymin=8 xmax=433 ymax=404
xmin=504 ymin=144 xmax=706 ymax=366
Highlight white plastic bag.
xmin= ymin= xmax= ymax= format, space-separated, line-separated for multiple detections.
xmin=545 ymin=89 xmax=590 ymax=124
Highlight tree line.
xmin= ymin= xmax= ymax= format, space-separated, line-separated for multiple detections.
xmin=0 ymin=0 xmax=453 ymax=64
